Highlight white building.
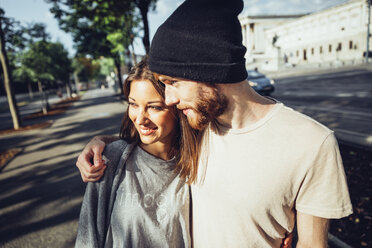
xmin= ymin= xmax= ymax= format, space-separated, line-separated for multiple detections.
xmin=240 ymin=0 xmax=372 ymax=71
xmin=239 ymin=15 xmax=304 ymax=66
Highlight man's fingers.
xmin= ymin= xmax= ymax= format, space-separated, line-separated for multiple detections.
xmin=83 ymin=176 xmax=104 ymax=182
xmin=76 ymin=136 xmax=107 ymax=182
xmin=285 ymin=232 xmax=293 ymax=245
xmin=281 ymin=232 xmax=294 ymax=248
xmin=87 ymin=162 xmax=105 ymax=173
xmin=80 ymin=166 xmax=106 ymax=182
xmin=93 ymin=145 xmax=104 ymax=165
xmin=76 ymin=156 xmax=104 ymax=173
xmin=86 ymin=166 xmax=106 ymax=179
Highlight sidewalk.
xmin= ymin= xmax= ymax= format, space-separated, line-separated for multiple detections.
xmin=0 ymin=93 xmax=65 ymax=131
xmin=264 ymin=62 xmax=372 ymax=79
xmin=0 ymin=88 xmax=126 ymax=247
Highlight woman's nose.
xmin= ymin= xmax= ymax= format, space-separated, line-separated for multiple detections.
xmin=136 ymin=110 xmax=148 ymax=125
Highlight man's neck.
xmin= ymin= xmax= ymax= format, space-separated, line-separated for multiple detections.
xmin=216 ymin=80 xmax=276 ymax=129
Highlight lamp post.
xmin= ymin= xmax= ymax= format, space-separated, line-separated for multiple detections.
xmin=366 ymin=0 xmax=371 ymax=63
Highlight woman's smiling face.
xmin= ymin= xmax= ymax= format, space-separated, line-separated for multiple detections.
xmin=128 ymin=80 xmax=177 ymax=149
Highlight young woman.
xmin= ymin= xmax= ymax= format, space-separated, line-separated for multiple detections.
xmin=75 ymin=58 xmax=200 ymax=248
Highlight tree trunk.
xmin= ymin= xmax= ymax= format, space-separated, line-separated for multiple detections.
xmin=130 ymin=42 xmax=137 ymax=65
xmin=0 ymin=18 xmax=21 ymax=129
xmin=65 ymin=81 xmax=72 ymax=98
xmin=45 ymin=88 xmax=50 ymax=110
xmin=38 ymin=80 xmax=47 ymax=114
xmin=114 ymin=55 xmax=124 ymax=96
xmin=27 ymin=81 xmax=34 ymax=100
xmin=138 ymin=1 xmax=150 ymax=54
xmin=73 ymin=71 xmax=80 ymax=94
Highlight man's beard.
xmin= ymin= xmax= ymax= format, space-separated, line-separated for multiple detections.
xmin=187 ymin=86 xmax=228 ymax=130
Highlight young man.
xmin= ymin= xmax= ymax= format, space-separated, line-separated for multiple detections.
xmin=76 ymin=0 xmax=352 ymax=246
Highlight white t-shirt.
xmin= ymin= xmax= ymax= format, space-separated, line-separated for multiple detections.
xmin=191 ymin=102 xmax=352 ymax=247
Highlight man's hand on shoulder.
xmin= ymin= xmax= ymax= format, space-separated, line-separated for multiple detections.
xmin=76 ymin=135 xmax=119 ymax=182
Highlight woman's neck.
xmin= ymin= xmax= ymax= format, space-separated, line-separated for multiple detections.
xmin=139 ymin=142 xmax=173 ymax=161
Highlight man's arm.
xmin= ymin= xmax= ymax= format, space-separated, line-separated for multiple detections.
xmin=296 ymin=211 xmax=329 ymax=248
xmin=76 ymin=135 xmax=119 ymax=182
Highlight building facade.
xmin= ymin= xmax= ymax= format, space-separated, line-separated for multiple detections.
xmin=239 ymin=15 xmax=303 ymax=66
xmin=240 ymin=0 xmax=372 ymax=71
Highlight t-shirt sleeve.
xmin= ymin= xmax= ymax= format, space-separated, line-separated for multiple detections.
xmin=295 ymin=132 xmax=353 ymax=219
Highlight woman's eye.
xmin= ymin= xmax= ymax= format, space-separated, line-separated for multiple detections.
xmin=150 ymin=106 xmax=163 ymax=111
xmin=128 ymin=102 xmax=137 ymax=107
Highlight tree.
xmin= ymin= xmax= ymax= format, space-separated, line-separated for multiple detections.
xmin=73 ymin=26 xmax=125 ymax=95
xmin=74 ymin=56 xmax=101 ymax=83
xmin=0 ymin=8 xmax=21 ymax=129
xmin=12 ymin=65 xmax=36 ymax=99
xmin=47 ymin=42 xmax=72 ymax=97
xmin=71 ymin=57 xmax=84 ymax=93
xmin=24 ymin=23 xmax=51 ymax=43
xmin=47 ymin=0 xmax=155 ymax=53
xmin=46 ymin=0 xmax=159 ymax=95
xmin=12 ymin=23 xmax=52 ymax=99
xmin=133 ymin=0 xmax=158 ymax=54
xmin=22 ymin=41 xmax=54 ymax=114
xmin=47 ymin=0 xmax=135 ymax=95
xmin=19 ymin=40 xmax=71 ymax=114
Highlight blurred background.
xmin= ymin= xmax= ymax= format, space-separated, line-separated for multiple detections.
xmin=0 ymin=0 xmax=371 ymax=247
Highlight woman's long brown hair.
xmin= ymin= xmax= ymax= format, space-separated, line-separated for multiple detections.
xmin=119 ymin=57 xmax=201 ymax=184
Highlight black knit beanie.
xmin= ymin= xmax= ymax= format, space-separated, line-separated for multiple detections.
xmin=148 ymin=0 xmax=247 ymax=84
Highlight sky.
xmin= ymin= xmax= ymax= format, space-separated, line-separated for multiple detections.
xmin=0 ymin=0 xmax=349 ymax=56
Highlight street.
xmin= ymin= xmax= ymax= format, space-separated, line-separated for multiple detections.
xmin=268 ymin=68 xmax=372 ymax=247
xmin=0 ymin=67 xmax=371 ymax=247
xmin=0 ymin=88 xmax=126 ymax=247
xmin=271 ymin=68 xmax=372 ymax=148
xmin=0 ymin=92 xmax=64 ymax=131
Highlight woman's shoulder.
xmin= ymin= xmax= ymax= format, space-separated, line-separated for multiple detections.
xmin=103 ymin=139 xmax=131 ymax=164
xmin=106 ymin=139 xmax=129 ymax=151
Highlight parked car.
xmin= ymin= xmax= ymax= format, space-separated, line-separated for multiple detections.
xmin=247 ymin=70 xmax=275 ymax=96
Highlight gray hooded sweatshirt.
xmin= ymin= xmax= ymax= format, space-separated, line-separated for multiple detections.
xmin=75 ymin=140 xmax=191 ymax=248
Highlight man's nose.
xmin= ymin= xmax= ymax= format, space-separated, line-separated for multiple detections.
xmin=165 ymin=86 xmax=180 ymax=106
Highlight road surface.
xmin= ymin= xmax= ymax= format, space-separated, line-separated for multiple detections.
xmin=0 ymin=88 xmax=125 ymax=248
xmin=272 ymin=69 xmax=372 ymax=148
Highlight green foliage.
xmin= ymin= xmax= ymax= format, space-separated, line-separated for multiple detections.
xmin=24 ymin=23 xmax=51 ymax=43
xmin=0 ymin=8 xmax=25 ymax=54
xmin=13 ymin=66 xmax=36 ymax=83
xmin=14 ymin=40 xmax=71 ymax=85
xmin=22 ymin=41 xmax=54 ymax=82
xmin=0 ymin=10 xmax=57 ymax=87
xmin=47 ymin=0 xmax=156 ymax=55
xmin=47 ymin=0 xmax=133 ymax=58
xmin=48 ymin=42 xmax=72 ymax=82
xmin=97 ymin=57 xmax=115 ymax=77
xmin=74 ymin=56 xmax=101 ymax=82
xmin=0 ymin=9 xmax=50 ymax=62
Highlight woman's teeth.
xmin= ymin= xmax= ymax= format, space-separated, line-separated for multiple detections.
xmin=140 ymin=127 xmax=156 ymax=135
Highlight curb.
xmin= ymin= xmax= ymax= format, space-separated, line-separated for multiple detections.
xmin=0 ymin=148 xmax=23 ymax=172
xmin=335 ymin=129 xmax=372 ymax=151
xmin=0 ymin=120 xmax=54 ymax=136
xmin=265 ymin=63 xmax=372 ymax=80
xmin=328 ymin=233 xmax=353 ymax=248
